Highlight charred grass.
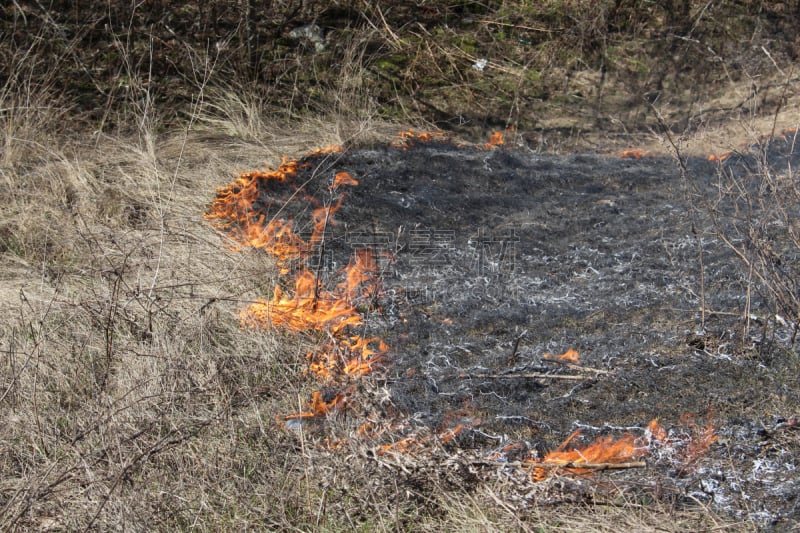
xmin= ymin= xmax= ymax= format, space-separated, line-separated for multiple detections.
xmin=2 ymin=1 xmax=800 ymax=531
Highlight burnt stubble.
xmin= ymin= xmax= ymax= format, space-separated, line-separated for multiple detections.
xmin=259 ymin=134 xmax=800 ymax=527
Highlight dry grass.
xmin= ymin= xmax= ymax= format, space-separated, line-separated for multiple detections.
xmin=0 ymin=62 xmax=419 ymax=528
xmin=0 ymin=103 xmax=256 ymax=529
xmin=434 ymin=488 xmax=743 ymax=532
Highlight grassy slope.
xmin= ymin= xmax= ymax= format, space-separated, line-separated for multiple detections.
xmin=1 ymin=1 xmax=798 ymax=530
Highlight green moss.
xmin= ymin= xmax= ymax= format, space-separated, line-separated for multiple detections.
xmin=525 ymin=68 xmax=542 ymax=83
xmin=374 ymin=53 xmax=408 ymax=77
xmin=457 ymin=36 xmax=481 ymax=55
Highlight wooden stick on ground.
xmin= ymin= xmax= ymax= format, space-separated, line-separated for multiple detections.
xmin=532 ymin=460 xmax=647 ymax=471
xmin=469 ymin=372 xmax=605 ymax=381
xmin=542 ymin=359 xmax=615 ymax=375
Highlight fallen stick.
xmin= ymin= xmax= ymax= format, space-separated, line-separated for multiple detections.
xmin=469 ymin=372 xmax=600 ymax=381
xmin=405 ymin=370 xmax=610 ymax=384
xmin=470 ymin=459 xmax=646 ymax=472
xmin=530 ymin=460 xmax=646 ymax=471
xmin=565 ymin=364 xmax=614 ymax=375
xmin=542 ymin=359 xmax=615 ymax=375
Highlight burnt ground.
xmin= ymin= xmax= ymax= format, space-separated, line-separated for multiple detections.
xmin=236 ymin=135 xmax=800 ymax=528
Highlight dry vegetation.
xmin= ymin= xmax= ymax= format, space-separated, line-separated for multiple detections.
xmin=1 ymin=1 xmax=798 ymax=530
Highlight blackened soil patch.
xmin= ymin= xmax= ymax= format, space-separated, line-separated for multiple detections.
xmin=236 ymin=135 xmax=800 ymax=528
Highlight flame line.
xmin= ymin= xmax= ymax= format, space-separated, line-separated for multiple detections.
xmin=259 ymin=152 xmax=349 ymax=247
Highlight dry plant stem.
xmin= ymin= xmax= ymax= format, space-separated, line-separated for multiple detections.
xmin=23 ymin=288 xmax=59 ymax=454
xmin=542 ymin=360 xmax=615 ymax=375
xmin=297 ymin=394 xmax=312 ymax=515
xmin=83 ymin=426 xmax=205 ymax=532
xmin=648 ymin=101 xmax=706 ymax=330
xmin=313 ymin=196 xmax=332 ymax=308
xmin=706 ymin=149 xmax=800 ymax=343
xmin=478 ymin=19 xmax=560 ymax=34
xmin=470 ymin=459 xmax=646 ymax=471
xmin=744 ymin=261 xmax=753 ymax=342
xmin=533 ymin=461 xmax=647 ymax=471
xmin=506 ymin=330 xmax=526 ymax=365
xmin=484 ymin=489 xmax=527 ymax=531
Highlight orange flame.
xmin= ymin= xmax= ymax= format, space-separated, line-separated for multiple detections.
xmin=764 ymin=127 xmax=797 ymax=144
xmin=708 ymin=128 xmax=797 ymax=162
xmin=438 ymin=423 xmax=465 ymax=444
xmin=266 ymin=249 xmax=386 ymax=419
xmin=528 ymin=427 xmax=649 ymax=481
xmin=309 ymin=197 xmax=345 ymax=247
xmin=323 ymin=437 xmax=346 ymax=450
xmin=308 ymin=144 xmax=343 ymax=156
xmin=392 ymin=129 xmax=449 ymax=149
xmin=238 ymin=217 xmax=311 ymax=269
xmin=205 ymin=160 xmax=302 ymax=229
xmin=377 ymin=423 xmax=468 ymax=455
xmin=708 ymin=151 xmax=732 ymax=162
xmin=358 ymin=421 xmax=388 ymax=440
xmin=486 ymin=131 xmax=505 ymax=148
xmin=307 ymin=336 xmax=388 ymax=381
xmin=308 ymin=389 xmax=347 ymax=416
xmin=487 ymin=441 xmax=528 ymax=461
xmin=283 ymin=388 xmax=353 ymax=420
xmin=342 ymin=249 xmax=379 ymax=301
xmin=205 ymin=160 xmax=358 ymax=272
xmin=543 ymin=348 xmax=580 ymax=363
xmin=207 ymin=151 xmax=391 ymax=422
xmin=683 ymin=423 xmax=716 ymax=467
xmin=678 ymin=413 xmax=718 ymax=473
xmin=242 ymin=270 xmax=364 ymax=334
xmin=648 ymin=418 xmax=668 ymax=442
xmin=619 ymin=148 xmax=646 ymax=159
xmin=378 ymin=435 xmax=419 ymax=455
xmin=525 ymin=415 xmax=716 ymax=482
xmin=330 ymin=171 xmax=358 ymax=190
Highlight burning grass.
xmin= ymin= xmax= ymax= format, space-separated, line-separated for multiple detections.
xmin=0 ymin=113 xmax=764 ymax=530
xmin=204 ymin=132 xmax=724 ymax=496
xmin=204 ymin=129 xmax=523 ymax=424
xmin=205 ymin=153 xmax=391 ymax=422
xmin=525 ymin=417 xmax=718 ymax=482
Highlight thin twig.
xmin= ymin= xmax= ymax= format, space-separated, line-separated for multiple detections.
xmin=647 ymin=100 xmax=706 ymax=329
xmin=531 ymin=460 xmax=646 ymax=471
xmin=478 ymin=19 xmax=562 ymax=33
xmin=542 ymin=360 xmax=615 ymax=375
xmin=470 ymin=459 xmax=646 ymax=471
xmin=312 ymin=199 xmax=332 ymax=309
xmin=506 ymin=329 xmax=527 ymax=365
xmin=465 ymin=373 xmax=599 ymax=381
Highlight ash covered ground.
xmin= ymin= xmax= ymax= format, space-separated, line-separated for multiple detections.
xmin=239 ymin=135 xmax=800 ymax=528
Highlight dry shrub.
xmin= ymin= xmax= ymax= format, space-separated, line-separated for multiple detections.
xmin=703 ymin=129 xmax=800 ymax=347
